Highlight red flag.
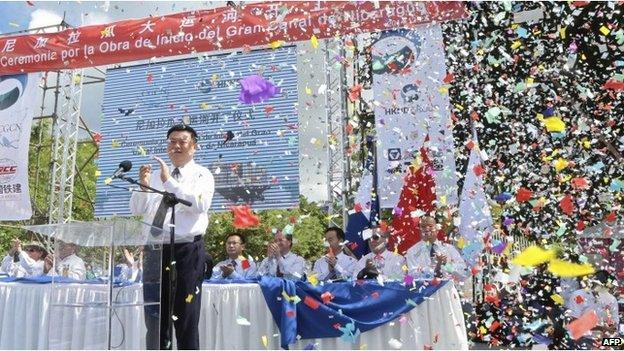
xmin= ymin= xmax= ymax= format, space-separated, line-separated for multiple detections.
xmin=388 ymin=147 xmax=437 ymax=255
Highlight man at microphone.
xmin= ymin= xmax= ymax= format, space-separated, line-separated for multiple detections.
xmin=129 ymin=124 xmax=214 ymax=350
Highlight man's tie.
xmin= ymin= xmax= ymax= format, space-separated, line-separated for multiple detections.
xmin=276 ymin=257 xmax=284 ymax=277
xmin=150 ymin=168 xmax=180 ymax=236
xmin=327 ymin=259 xmax=338 ymax=280
xmin=430 ymin=243 xmax=442 ymax=278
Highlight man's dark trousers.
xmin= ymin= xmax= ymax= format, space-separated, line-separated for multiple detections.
xmin=144 ymin=237 xmax=207 ymax=350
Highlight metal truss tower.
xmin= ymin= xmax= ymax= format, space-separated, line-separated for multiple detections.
xmin=324 ymin=38 xmax=351 ymax=229
xmin=47 ymin=70 xmax=85 ymax=224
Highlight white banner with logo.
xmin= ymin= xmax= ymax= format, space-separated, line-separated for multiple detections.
xmin=371 ymin=26 xmax=458 ymax=209
xmin=0 ymin=73 xmax=38 ymax=220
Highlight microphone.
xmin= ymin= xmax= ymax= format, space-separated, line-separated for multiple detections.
xmin=111 ymin=160 xmax=132 ymax=178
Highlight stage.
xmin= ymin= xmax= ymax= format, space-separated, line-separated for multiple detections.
xmin=0 ymin=280 xmax=467 ymax=350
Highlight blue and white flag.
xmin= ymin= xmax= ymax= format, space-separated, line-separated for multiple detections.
xmin=459 ymin=129 xmax=493 ymax=263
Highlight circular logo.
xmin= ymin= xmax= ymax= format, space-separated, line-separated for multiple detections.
xmin=0 ymin=158 xmax=18 ymax=184
xmin=372 ymin=31 xmax=422 ymax=75
xmin=0 ymin=74 xmax=28 ymax=111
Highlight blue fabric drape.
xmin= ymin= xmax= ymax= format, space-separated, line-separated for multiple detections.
xmin=0 ymin=275 xmax=134 ymax=286
xmin=259 ymin=276 xmax=448 ymax=349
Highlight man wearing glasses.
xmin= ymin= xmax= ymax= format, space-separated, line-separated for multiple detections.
xmin=353 ymin=226 xmax=406 ymax=281
xmin=130 ymin=124 xmax=214 ymax=350
xmin=210 ymin=233 xmax=257 ymax=280
xmin=1 ymin=239 xmax=47 ymax=277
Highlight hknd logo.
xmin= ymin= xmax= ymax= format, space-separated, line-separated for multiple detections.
xmin=0 ymin=74 xmax=28 ymax=111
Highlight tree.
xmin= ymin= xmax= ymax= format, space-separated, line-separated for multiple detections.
xmin=204 ymin=196 xmax=327 ymax=264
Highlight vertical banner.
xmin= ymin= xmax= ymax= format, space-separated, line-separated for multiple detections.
xmin=371 ymin=26 xmax=458 ymax=209
xmin=0 ymin=73 xmax=38 ymax=220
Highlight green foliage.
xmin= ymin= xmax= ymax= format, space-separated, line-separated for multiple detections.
xmin=204 ymin=196 xmax=328 ymax=264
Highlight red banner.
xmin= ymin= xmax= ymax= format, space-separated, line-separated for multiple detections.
xmin=0 ymin=1 xmax=466 ymax=75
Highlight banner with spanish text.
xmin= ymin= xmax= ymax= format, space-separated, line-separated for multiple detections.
xmin=0 ymin=1 xmax=466 ymax=75
xmin=0 ymin=73 xmax=39 ymax=220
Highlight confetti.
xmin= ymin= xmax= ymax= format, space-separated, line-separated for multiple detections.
xmin=547 ymin=259 xmax=594 ymax=277
xmin=231 ymin=205 xmax=260 ymax=229
xmin=303 ymin=296 xmax=320 ymax=310
xmin=236 ymin=316 xmax=251 ymax=326
xmin=511 ymin=246 xmax=555 ymax=267
xmin=567 ymin=310 xmax=598 ymax=340
xmin=268 ymin=40 xmax=284 ymax=49
xmin=310 ymin=35 xmax=318 ymax=49
xmin=388 ymin=338 xmax=403 ymax=349
xmin=261 ymin=335 xmax=268 ymax=349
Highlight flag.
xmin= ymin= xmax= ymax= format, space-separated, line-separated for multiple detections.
xmin=345 ymin=171 xmax=374 ymax=259
xmin=458 ymin=130 xmax=493 ymax=264
xmin=389 ymin=147 xmax=437 ymax=255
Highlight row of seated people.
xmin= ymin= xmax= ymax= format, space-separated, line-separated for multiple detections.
xmin=211 ymin=216 xmax=469 ymax=282
xmin=0 ymin=216 xmax=466 ymax=283
xmin=0 ymin=239 xmax=86 ymax=280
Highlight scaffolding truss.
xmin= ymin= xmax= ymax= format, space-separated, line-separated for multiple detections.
xmin=324 ymin=39 xmax=351 ymax=229
xmin=47 ymin=70 xmax=84 ymax=224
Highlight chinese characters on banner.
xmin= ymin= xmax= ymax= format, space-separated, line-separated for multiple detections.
xmin=0 ymin=2 xmax=466 ymax=75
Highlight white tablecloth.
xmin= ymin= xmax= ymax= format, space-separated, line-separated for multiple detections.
xmin=0 ymin=281 xmax=468 ymax=350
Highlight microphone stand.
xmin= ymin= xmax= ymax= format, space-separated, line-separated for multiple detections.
xmin=114 ymin=174 xmax=191 ymax=349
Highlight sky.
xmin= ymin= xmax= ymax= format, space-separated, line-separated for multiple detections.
xmin=0 ymin=1 xmax=330 ymax=203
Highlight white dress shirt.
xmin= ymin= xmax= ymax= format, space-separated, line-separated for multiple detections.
xmin=1 ymin=251 xmax=44 ymax=277
xmin=405 ymin=240 xmax=469 ymax=281
xmin=313 ymin=252 xmax=357 ymax=281
xmin=48 ymin=253 xmax=86 ymax=280
xmin=352 ymin=249 xmax=406 ymax=281
xmin=130 ymin=159 xmax=214 ymax=241
xmin=211 ymin=256 xmax=258 ymax=280
xmin=258 ymin=251 xmax=306 ymax=280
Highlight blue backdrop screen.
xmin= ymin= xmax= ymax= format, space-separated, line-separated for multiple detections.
xmin=95 ymin=47 xmax=299 ymax=216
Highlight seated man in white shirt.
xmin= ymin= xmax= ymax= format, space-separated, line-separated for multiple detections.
xmin=211 ymin=233 xmax=257 ymax=280
xmin=405 ymin=215 xmax=468 ymax=281
xmin=313 ymin=227 xmax=357 ymax=281
xmin=0 ymin=239 xmax=47 ymax=277
xmin=258 ymin=232 xmax=306 ymax=280
xmin=353 ymin=226 xmax=406 ymax=281
xmin=43 ymin=241 xmax=86 ymax=280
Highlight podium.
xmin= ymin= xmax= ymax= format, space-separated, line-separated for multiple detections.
xmin=25 ymin=218 xmax=167 ymax=349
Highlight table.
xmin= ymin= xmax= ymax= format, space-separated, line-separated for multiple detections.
xmin=0 ymin=281 xmax=468 ymax=349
